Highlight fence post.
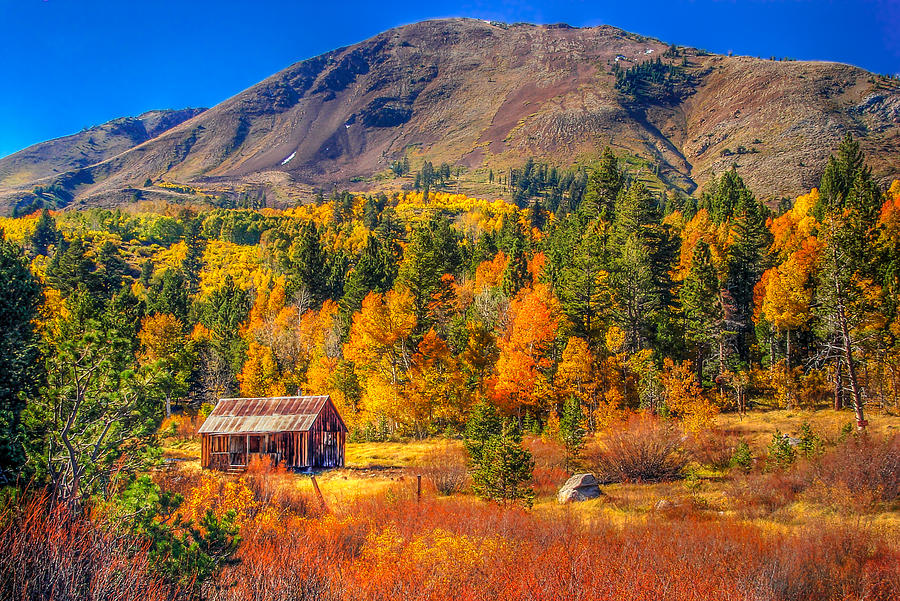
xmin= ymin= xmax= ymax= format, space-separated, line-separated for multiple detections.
xmin=417 ymin=474 xmax=422 ymax=502
xmin=311 ymin=475 xmax=327 ymax=512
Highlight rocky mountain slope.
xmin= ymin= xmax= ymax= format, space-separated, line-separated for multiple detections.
xmin=0 ymin=108 xmax=204 ymax=190
xmin=2 ymin=18 xmax=898 ymax=212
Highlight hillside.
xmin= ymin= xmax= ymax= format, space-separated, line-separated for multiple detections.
xmin=0 ymin=108 xmax=204 ymax=192
xmin=2 ymin=18 xmax=899 ymax=213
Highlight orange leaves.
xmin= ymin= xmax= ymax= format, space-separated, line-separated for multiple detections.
xmin=877 ymin=180 xmax=900 ymax=246
xmin=473 ymin=252 xmax=508 ymax=293
xmin=238 ymin=341 xmax=287 ymax=397
xmin=490 ymin=284 xmax=560 ymax=413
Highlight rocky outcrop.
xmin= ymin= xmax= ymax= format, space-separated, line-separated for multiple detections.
xmin=558 ymin=473 xmax=602 ymax=503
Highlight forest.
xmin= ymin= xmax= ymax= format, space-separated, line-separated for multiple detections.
xmin=1 ymin=135 xmax=899 ymax=599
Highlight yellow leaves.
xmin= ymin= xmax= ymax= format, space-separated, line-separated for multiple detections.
xmin=674 ymin=209 xmax=729 ymax=281
xmin=180 ymin=474 xmax=258 ymax=531
xmin=200 ymin=240 xmax=272 ymax=295
xmin=770 ymin=189 xmax=820 ymax=261
xmin=0 ymin=213 xmax=38 ymax=244
xmin=152 ymin=241 xmax=187 ymax=276
xmin=661 ymin=358 xmax=717 ymax=432
xmin=605 ymin=326 xmax=626 ymax=355
xmin=345 ymin=288 xmax=417 ymax=426
xmin=556 ymin=337 xmax=595 ymax=404
xmin=238 ymin=341 xmax=287 ymax=397
xmin=137 ymin=313 xmax=184 ymax=365
xmin=758 ymin=237 xmax=822 ymax=331
xmin=394 ymin=191 xmax=522 ymax=233
xmin=345 ymin=289 xmax=417 ymax=377
xmin=361 ymin=524 xmax=507 ymax=587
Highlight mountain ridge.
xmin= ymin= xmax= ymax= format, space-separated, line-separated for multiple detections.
xmin=2 ymin=18 xmax=899 ymax=213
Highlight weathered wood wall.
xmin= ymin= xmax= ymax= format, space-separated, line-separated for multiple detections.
xmin=200 ymin=398 xmax=346 ymax=470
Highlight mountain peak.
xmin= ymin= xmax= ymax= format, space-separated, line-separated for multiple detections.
xmin=1 ymin=19 xmax=898 ymax=213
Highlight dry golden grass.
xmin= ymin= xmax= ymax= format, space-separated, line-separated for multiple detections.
xmin=159 ymin=410 xmax=899 ymax=544
xmin=717 ymin=408 xmax=900 ymax=449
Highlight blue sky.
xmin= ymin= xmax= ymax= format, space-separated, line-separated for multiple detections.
xmin=1 ymin=0 xmax=898 ymax=158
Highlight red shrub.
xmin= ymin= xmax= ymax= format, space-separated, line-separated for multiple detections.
xmin=588 ymin=414 xmax=689 ymax=483
xmin=525 ymin=436 xmax=569 ymax=496
xmin=0 ymin=492 xmax=180 ymax=601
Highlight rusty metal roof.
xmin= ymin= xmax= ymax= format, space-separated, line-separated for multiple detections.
xmin=198 ymin=395 xmax=331 ymax=434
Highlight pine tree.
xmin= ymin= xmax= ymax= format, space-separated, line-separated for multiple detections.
xmin=556 ymin=221 xmax=609 ymax=343
xmin=463 ymin=399 xmax=502 ymax=466
xmin=681 ymin=240 xmax=725 ymax=378
xmin=559 ymin=396 xmax=586 ymax=472
xmin=501 ymin=236 xmax=530 ymax=297
xmin=580 ymin=147 xmax=624 ymax=220
xmin=466 ymin=406 xmax=534 ymax=507
xmin=181 ymin=215 xmax=205 ymax=296
xmin=397 ymin=213 xmax=462 ymax=328
xmin=813 ymin=136 xmax=880 ymax=429
xmin=95 ymin=240 xmax=130 ymax=298
xmin=46 ymin=236 xmax=98 ymax=297
xmin=725 ymin=190 xmax=772 ymax=361
xmin=610 ymin=182 xmax=676 ymax=353
xmin=288 ymin=223 xmax=327 ymax=304
xmin=29 ymin=209 xmax=59 ymax=256
xmin=0 ymin=232 xmax=42 ymax=482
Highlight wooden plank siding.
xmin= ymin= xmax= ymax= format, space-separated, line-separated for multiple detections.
xmin=199 ymin=396 xmax=347 ymax=471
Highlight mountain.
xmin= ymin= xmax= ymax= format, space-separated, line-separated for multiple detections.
xmin=2 ymin=18 xmax=899 ymax=213
xmin=0 ymin=108 xmax=204 ymax=193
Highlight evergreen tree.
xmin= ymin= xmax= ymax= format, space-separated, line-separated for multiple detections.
xmin=195 ymin=276 xmax=251 ymax=399
xmin=95 ymin=240 xmax=130 ymax=298
xmin=501 ymin=236 xmax=531 ymax=297
xmin=725 ymin=190 xmax=772 ymax=362
xmin=681 ymin=240 xmax=725 ymax=378
xmin=465 ymin=404 xmax=534 ymax=507
xmin=341 ymin=235 xmax=398 ymax=318
xmin=181 ymin=215 xmax=205 ymax=296
xmin=287 ymin=223 xmax=327 ymax=304
xmin=23 ymin=287 xmax=160 ymax=504
xmin=559 ymin=396 xmax=586 ymax=473
xmin=581 ymin=147 xmax=624 ymax=220
xmin=556 ymin=221 xmax=609 ymax=343
xmin=700 ymin=168 xmax=755 ymax=224
xmin=0 ymin=232 xmax=42 ymax=482
xmin=46 ymin=236 xmax=98 ymax=298
xmin=148 ymin=268 xmax=189 ymax=322
xmin=610 ymin=182 xmax=676 ymax=353
xmin=29 ymin=209 xmax=59 ymax=256
xmin=463 ymin=399 xmax=502 ymax=466
xmin=397 ymin=213 xmax=462 ymax=327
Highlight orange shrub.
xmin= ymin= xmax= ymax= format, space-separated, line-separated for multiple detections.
xmin=0 ymin=492 xmax=180 ymax=600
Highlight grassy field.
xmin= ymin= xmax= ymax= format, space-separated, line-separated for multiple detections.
xmin=160 ymin=408 xmax=900 ymax=538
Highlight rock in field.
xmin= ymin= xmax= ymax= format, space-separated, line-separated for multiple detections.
xmin=557 ymin=473 xmax=602 ymax=504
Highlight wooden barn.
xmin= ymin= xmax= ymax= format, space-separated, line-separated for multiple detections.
xmin=199 ymin=395 xmax=347 ymax=471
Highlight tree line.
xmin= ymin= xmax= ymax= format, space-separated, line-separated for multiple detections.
xmin=0 ymin=135 xmax=897 ymax=503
